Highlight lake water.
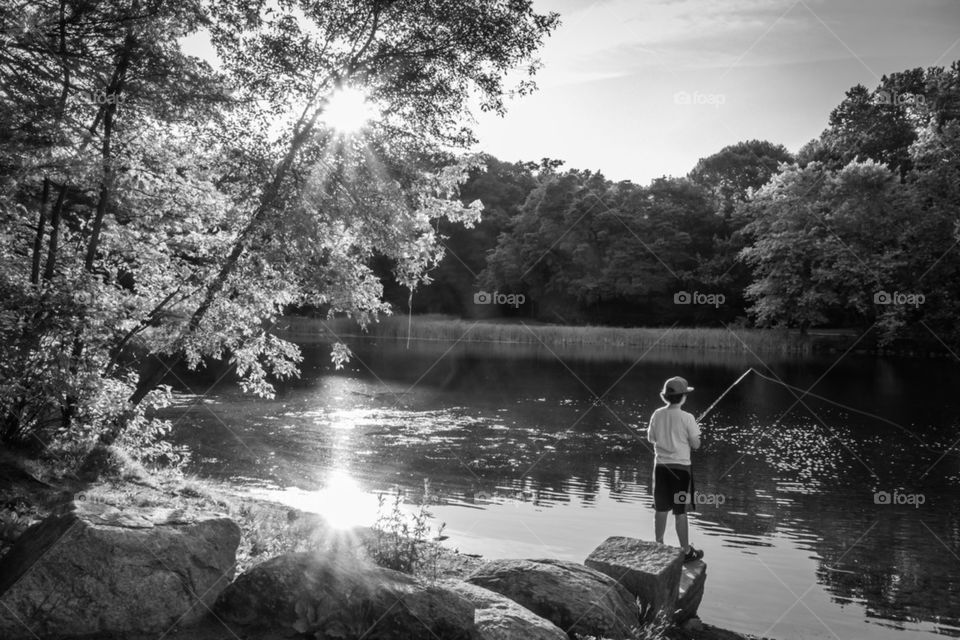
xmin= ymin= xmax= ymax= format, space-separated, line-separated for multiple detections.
xmin=163 ymin=334 xmax=960 ymax=640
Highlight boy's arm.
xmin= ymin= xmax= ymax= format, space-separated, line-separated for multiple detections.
xmin=647 ymin=414 xmax=656 ymax=443
xmin=687 ymin=414 xmax=701 ymax=450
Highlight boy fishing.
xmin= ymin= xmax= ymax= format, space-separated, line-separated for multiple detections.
xmin=648 ymin=375 xmax=704 ymax=562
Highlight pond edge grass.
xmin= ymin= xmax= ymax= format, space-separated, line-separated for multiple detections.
xmin=279 ymin=314 xmax=849 ymax=355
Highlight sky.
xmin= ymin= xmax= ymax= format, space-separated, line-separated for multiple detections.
xmin=180 ymin=0 xmax=960 ymax=185
xmin=471 ymin=0 xmax=960 ymax=184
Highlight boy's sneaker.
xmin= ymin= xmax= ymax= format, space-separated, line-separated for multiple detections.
xmin=684 ymin=546 xmax=704 ymax=562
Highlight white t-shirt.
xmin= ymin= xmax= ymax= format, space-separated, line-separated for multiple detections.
xmin=647 ymin=405 xmax=700 ymax=466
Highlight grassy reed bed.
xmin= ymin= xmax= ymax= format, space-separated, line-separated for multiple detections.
xmin=279 ymin=314 xmax=821 ymax=354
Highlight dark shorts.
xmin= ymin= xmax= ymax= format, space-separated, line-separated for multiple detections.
xmin=653 ymin=464 xmax=695 ymax=515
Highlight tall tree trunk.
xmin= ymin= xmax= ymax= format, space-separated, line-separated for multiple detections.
xmin=30 ymin=178 xmax=51 ymax=284
xmin=84 ymin=101 xmax=117 ymax=270
xmin=36 ymin=0 xmax=72 ymax=284
xmin=56 ymin=0 xmax=70 ymax=121
xmin=42 ymin=190 xmax=65 ymax=281
xmin=84 ymin=31 xmax=135 ymax=271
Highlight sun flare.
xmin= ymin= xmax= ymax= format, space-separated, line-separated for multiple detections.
xmin=313 ymin=470 xmax=379 ymax=529
xmin=322 ymin=86 xmax=375 ymax=133
xmin=252 ymin=470 xmax=378 ymax=530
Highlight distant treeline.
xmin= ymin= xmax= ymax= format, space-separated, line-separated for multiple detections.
xmin=368 ymin=64 xmax=960 ymax=347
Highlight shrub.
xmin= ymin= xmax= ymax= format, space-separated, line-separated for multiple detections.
xmin=369 ymin=491 xmax=446 ymax=575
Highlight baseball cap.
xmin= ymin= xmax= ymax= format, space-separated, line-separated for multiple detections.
xmin=662 ymin=376 xmax=694 ymax=395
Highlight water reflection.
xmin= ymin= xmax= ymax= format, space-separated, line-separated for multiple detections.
xmin=248 ymin=470 xmax=381 ymax=529
xmin=163 ymin=338 xmax=960 ymax=639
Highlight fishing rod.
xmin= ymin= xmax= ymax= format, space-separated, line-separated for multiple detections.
xmin=696 ymin=368 xmax=754 ymax=424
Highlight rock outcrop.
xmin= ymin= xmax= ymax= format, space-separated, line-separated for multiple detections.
xmin=444 ymin=580 xmax=567 ymax=640
xmin=465 ymin=558 xmax=640 ymax=639
xmin=216 ymin=551 xmax=479 ymax=639
xmin=584 ymin=536 xmax=708 ymax=623
xmin=0 ymin=501 xmax=240 ymax=640
xmin=585 ymin=536 xmax=685 ymax=620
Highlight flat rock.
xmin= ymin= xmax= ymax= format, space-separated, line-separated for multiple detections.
xmin=215 ymin=551 xmax=479 ymax=639
xmin=465 ymin=558 xmax=639 ymax=639
xmin=585 ymin=536 xmax=684 ymax=620
xmin=444 ymin=580 xmax=567 ymax=640
xmin=0 ymin=502 xmax=240 ymax=639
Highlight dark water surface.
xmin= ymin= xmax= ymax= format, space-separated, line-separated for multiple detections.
xmin=163 ymin=336 xmax=960 ymax=640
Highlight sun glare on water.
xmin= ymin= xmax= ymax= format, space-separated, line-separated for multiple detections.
xmin=314 ymin=470 xmax=379 ymax=529
xmin=258 ymin=469 xmax=379 ymax=530
xmin=322 ymin=86 xmax=375 ymax=133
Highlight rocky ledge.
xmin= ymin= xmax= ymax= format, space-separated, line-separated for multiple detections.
xmin=0 ymin=501 xmax=749 ymax=640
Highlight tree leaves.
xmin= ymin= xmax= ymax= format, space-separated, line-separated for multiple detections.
xmin=0 ymin=0 xmax=558 ymax=448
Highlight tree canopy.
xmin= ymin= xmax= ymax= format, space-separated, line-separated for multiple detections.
xmin=0 ymin=0 xmax=558 ymax=451
xmin=394 ymin=65 xmax=960 ymax=344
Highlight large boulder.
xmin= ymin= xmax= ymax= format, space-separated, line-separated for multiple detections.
xmin=0 ymin=501 xmax=240 ymax=639
xmin=465 ymin=558 xmax=640 ymax=639
xmin=215 ymin=551 xmax=479 ymax=639
xmin=443 ymin=580 xmax=567 ymax=640
xmin=584 ymin=537 xmax=684 ymax=620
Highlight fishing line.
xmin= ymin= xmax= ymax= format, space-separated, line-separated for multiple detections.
xmin=701 ymin=367 xmax=940 ymax=450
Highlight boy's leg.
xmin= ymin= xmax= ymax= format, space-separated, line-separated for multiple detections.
xmin=675 ymin=513 xmax=689 ymax=552
xmin=652 ymin=465 xmax=671 ymax=543
xmin=677 ymin=469 xmax=697 ymax=554
xmin=655 ymin=510 xmax=669 ymax=543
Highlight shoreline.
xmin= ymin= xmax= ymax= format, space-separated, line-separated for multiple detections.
xmin=276 ymin=314 xmax=950 ymax=358
xmin=0 ymin=452 xmax=762 ymax=640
